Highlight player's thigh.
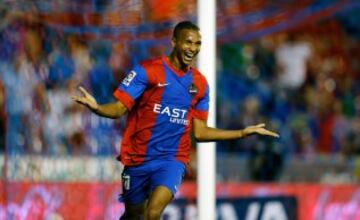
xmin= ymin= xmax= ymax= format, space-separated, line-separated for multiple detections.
xmin=146 ymin=186 xmax=173 ymax=215
xmin=120 ymin=200 xmax=147 ymax=220
xmin=146 ymin=161 xmax=186 ymax=217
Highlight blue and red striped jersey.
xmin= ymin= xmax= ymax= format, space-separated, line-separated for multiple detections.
xmin=113 ymin=56 xmax=209 ymax=166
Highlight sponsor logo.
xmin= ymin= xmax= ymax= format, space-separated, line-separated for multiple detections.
xmin=162 ymin=198 xmax=295 ymax=220
xmin=157 ymin=82 xmax=171 ymax=87
xmin=153 ymin=103 xmax=189 ymax=125
xmin=122 ymin=71 xmax=137 ymax=86
xmin=246 ymin=201 xmax=288 ymax=220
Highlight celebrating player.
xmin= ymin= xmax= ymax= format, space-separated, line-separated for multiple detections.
xmin=72 ymin=21 xmax=279 ymax=220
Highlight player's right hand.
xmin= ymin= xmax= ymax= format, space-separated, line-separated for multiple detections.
xmin=71 ymin=86 xmax=99 ymax=111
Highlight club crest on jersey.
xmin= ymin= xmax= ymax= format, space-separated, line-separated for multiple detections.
xmin=122 ymin=71 xmax=137 ymax=86
xmin=189 ymin=83 xmax=198 ymax=96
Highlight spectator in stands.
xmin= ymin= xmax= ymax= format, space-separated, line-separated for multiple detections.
xmin=0 ymin=53 xmax=35 ymax=153
xmin=48 ymin=36 xmax=75 ymax=87
xmin=69 ymin=36 xmax=92 ymax=85
xmin=275 ymin=33 xmax=312 ymax=90
xmin=89 ymin=42 xmax=115 ymax=104
xmin=0 ymin=81 xmax=5 ymax=152
xmin=20 ymin=28 xmax=50 ymax=153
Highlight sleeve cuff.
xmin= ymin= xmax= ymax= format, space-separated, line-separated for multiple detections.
xmin=193 ymin=110 xmax=208 ymax=121
xmin=113 ymin=89 xmax=134 ymax=110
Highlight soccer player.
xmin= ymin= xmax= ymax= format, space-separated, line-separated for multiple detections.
xmin=72 ymin=21 xmax=279 ymax=220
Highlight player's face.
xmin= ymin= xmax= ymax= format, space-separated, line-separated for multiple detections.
xmin=172 ymin=29 xmax=201 ymax=69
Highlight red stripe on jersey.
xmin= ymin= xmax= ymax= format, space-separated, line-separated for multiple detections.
xmin=113 ymin=89 xmax=135 ymax=110
xmin=192 ymin=110 xmax=209 ymax=120
xmin=191 ymin=68 xmax=208 ymax=102
xmin=120 ymin=58 xmax=166 ymax=166
xmin=176 ymin=67 xmax=208 ymax=162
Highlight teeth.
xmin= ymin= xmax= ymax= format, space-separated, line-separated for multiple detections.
xmin=185 ymin=54 xmax=194 ymax=61
xmin=184 ymin=56 xmax=192 ymax=61
xmin=184 ymin=52 xmax=195 ymax=62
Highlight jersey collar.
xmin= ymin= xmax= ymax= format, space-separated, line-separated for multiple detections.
xmin=162 ymin=56 xmax=191 ymax=77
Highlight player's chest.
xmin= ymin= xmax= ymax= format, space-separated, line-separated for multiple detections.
xmin=157 ymin=73 xmax=199 ymax=104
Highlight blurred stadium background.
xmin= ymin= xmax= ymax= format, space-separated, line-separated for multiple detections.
xmin=1 ymin=0 xmax=360 ymax=219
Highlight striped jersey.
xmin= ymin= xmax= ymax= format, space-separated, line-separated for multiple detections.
xmin=113 ymin=56 xmax=209 ymax=166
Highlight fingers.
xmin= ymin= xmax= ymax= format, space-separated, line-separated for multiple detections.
xmin=78 ymin=86 xmax=89 ymax=97
xmin=254 ymin=123 xmax=265 ymax=128
xmin=71 ymin=95 xmax=86 ymax=105
xmin=70 ymin=95 xmax=78 ymax=102
xmin=71 ymin=86 xmax=89 ymax=104
xmin=248 ymin=123 xmax=280 ymax=138
xmin=262 ymin=130 xmax=280 ymax=138
xmin=71 ymin=87 xmax=98 ymax=111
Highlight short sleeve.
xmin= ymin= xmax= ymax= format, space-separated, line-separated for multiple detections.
xmin=113 ymin=65 xmax=148 ymax=110
xmin=193 ymin=84 xmax=209 ymax=120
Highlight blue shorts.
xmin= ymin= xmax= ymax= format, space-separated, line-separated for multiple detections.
xmin=119 ymin=160 xmax=186 ymax=205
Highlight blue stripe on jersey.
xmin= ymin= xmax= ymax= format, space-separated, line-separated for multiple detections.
xmin=145 ymin=64 xmax=193 ymax=160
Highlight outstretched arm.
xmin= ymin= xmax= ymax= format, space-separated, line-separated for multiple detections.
xmin=71 ymin=86 xmax=127 ymax=119
xmin=193 ymin=118 xmax=279 ymax=142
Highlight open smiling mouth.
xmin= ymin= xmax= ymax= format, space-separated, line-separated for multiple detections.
xmin=184 ymin=52 xmax=195 ymax=62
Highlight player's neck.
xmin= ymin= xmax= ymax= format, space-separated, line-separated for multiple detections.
xmin=168 ymin=53 xmax=190 ymax=72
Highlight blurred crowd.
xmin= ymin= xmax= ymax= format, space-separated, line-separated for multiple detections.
xmin=216 ymin=18 xmax=360 ymax=181
xmin=0 ymin=19 xmax=137 ymax=156
xmin=1 ymin=5 xmax=360 ymax=183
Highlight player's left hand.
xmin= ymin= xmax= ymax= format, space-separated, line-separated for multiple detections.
xmin=243 ymin=123 xmax=279 ymax=138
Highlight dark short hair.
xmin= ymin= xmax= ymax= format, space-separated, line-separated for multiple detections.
xmin=173 ymin=21 xmax=200 ymax=39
